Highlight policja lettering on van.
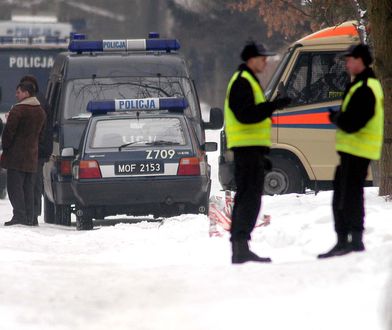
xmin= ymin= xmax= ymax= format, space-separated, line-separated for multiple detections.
xmin=102 ymin=40 xmax=126 ymax=51
xmin=115 ymin=98 xmax=159 ymax=111
xmin=9 ymin=56 xmax=54 ymax=68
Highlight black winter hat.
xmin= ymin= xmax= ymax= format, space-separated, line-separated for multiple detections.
xmin=241 ymin=41 xmax=276 ymax=61
xmin=344 ymin=44 xmax=373 ymax=66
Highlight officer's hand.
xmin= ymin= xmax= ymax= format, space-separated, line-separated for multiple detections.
xmin=328 ymin=108 xmax=339 ymax=124
xmin=273 ymin=97 xmax=292 ymax=110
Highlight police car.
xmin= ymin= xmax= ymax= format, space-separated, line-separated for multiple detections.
xmin=43 ymin=34 xmax=223 ymax=226
xmin=67 ymin=97 xmax=217 ymax=230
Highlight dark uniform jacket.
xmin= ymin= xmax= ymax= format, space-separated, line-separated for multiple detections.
xmin=333 ymin=67 xmax=376 ymax=133
xmin=228 ymin=63 xmax=277 ymax=124
xmin=1 ymin=97 xmax=46 ymax=172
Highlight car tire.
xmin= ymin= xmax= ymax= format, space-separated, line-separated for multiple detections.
xmin=264 ymin=156 xmax=305 ymax=195
xmin=76 ymin=208 xmax=93 ymax=231
xmin=44 ymin=194 xmax=55 ymax=224
xmin=55 ymin=204 xmax=72 ymax=226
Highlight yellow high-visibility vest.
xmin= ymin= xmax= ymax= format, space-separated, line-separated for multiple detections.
xmin=336 ymin=78 xmax=384 ymax=160
xmin=224 ymin=70 xmax=271 ymax=149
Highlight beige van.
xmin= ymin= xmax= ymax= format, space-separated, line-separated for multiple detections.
xmin=219 ymin=21 xmax=366 ymax=195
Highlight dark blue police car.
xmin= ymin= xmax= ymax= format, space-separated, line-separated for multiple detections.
xmin=68 ymin=97 xmax=218 ymax=230
xmin=43 ymin=34 xmax=223 ymax=226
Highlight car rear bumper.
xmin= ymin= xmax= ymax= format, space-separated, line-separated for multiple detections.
xmin=52 ymin=180 xmax=78 ymax=205
xmin=71 ymin=176 xmax=210 ymax=216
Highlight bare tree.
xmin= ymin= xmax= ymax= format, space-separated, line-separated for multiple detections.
xmin=369 ymin=0 xmax=392 ymax=197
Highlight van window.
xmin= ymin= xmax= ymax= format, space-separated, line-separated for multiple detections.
xmin=286 ymin=52 xmax=349 ymax=107
xmin=62 ymin=77 xmax=198 ymax=120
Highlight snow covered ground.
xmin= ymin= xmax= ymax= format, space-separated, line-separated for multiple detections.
xmin=0 ymin=129 xmax=391 ymax=330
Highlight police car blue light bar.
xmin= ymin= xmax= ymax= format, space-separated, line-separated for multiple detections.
xmin=69 ymin=38 xmax=180 ymax=53
xmin=0 ymin=36 xmax=68 ymax=44
xmin=87 ymin=97 xmax=188 ymax=114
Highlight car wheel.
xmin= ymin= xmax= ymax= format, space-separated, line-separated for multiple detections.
xmin=55 ymin=204 xmax=72 ymax=226
xmin=264 ymin=156 xmax=305 ymax=195
xmin=44 ymin=194 xmax=55 ymax=224
xmin=76 ymin=208 xmax=93 ymax=231
xmin=0 ymin=187 xmax=7 ymax=199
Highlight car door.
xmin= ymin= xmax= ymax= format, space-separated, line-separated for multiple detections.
xmin=274 ymin=47 xmax=350 ymax=181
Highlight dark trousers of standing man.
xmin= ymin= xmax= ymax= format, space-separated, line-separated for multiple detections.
xmin=7 ymin=169 xmax=35 ymax=225
xmin=230 ymin=146 xmax=266 ymax=242
xmin=33 ymin=158 xmax=46 ymax=224
xmin=333 ymin=152 xmax=370 ymax=238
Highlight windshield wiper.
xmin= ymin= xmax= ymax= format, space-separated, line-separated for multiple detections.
xmin=145 ymin=140 xmax=181 ymax=146
xmin=118 ymin=140 xmax=150 ymax=151
xmin=70 ymin=114 xmax=91 ymax=120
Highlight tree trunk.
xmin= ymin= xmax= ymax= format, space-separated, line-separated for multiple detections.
xmin=369 ymin=0 xmax=392 ymax=197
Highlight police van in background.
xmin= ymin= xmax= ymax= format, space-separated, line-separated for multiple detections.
xmin=219 ymin=21 xmax=370 ymax=195
xmin=42 ymin=34 xmax=223 ymax=226
xmin=0 ymin=15 xmax=72 ymax=113
xmin=0 ymin=15 xmax=72 ymax=198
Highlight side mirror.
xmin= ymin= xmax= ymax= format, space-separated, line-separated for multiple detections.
xmin=203 ymin=107 xmax=224 ymax=130
xmin=61 ymin=147 xmax=75 ymax=157
xmin=203 ymin=142 xmax=218 ymax=152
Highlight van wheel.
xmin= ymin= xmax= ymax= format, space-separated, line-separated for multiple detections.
xmin=44 ymin=194 xmax=55 ymax=224
xmin=76 ymin=208 xmax=94 ymax=231
xmin=264 ymin=156 xmax=305 ymax=195
xmin=55 ymin=204 xmax=72 ymax=226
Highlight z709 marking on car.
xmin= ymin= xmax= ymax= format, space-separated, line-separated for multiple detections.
xmin=146 ymin=149 xmax=176 ymax=160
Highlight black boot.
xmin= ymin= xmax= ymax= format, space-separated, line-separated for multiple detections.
xmin=351 ymin=231 xmax=365 ymax=252
xmin=4 ymin=218 xmax=24 ymax=226
xmin=317 ymin=233 xmax=352 ymax=259
xmin=232 ymin=240 xmax=272 ymax=264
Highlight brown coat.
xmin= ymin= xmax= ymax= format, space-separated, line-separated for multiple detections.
xmin=1 ymin=97 xmax=46 ymax=172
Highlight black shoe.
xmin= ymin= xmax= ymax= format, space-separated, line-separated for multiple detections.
xmin=31 ymin=218 xmax=39 ymax=226
xmin=317 ymin=243 xmax=352 ymax=259
xmin=4 ymin=219 xmax=24 ymax=226
xmin=351 ymin=231 xmax=365 ymax=252
xmin=232 ymin=240 xmax=272 ymax=264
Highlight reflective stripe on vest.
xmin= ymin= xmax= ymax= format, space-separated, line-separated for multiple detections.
xmin=224 ymin=70 xmax=271 ymax=149
xmin=336 ymin=78 xmax=384 ymax=160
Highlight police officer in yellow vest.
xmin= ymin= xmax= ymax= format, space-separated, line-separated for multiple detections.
xmin=225 ymin=42 xmax=291 ymax=264
xmin=318 ymin=44 xmax=384 ymax=259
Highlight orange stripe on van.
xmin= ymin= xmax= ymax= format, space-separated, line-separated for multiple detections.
xmin=277 ymin=112 xmax=330 ymax=125
xmin=305 ymin=25 xmax=358 ymax=40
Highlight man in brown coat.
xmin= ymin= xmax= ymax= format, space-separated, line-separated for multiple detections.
xmin=1 ymin=82 xmax=46 ymax=226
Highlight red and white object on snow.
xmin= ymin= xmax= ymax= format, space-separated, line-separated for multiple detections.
xmin=208 ymin=190 xmax=271 ymax=237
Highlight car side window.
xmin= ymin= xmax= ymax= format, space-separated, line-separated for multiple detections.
xmin=286 ymin=52 xmax=349 ymax=107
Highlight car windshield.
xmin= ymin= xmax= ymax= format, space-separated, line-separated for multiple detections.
xmin=264 ymin=49 xmax=292 ymax=100
xmin=63 ymin=76 xmax=198 ymax=120
xmin=90 ymin=117 xmax=187 ymax=149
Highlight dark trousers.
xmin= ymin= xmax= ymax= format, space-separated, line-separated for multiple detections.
xmin=332 ymin=152 xmax=370 ymax=236
xmin=7 ymin=169 xmax=35 ymax=224
xmin=33 ymin=158 xmax=45 ymax=219
xmin=230 ymin=147 xmax=266 ymax=242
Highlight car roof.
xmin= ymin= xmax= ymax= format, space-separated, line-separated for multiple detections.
xmin=294 ymin=21 xmax=361 ymax=47
xmin=53 ymin=52 xmax=190 ymax=80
